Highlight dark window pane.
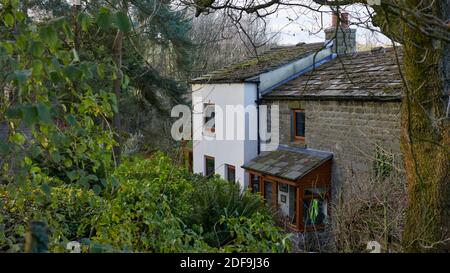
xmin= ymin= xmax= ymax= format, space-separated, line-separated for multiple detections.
xmin=204 ymin=104 xmax=215 ymax=131
xmin=227 ymin=166 xmax=235 ymax=183
xmin=288 ymin=185 xmax=296 ymax=224
xmin=304 ymin=187 xmax=328 ymax=196
xmin=205 ymin=157 xmax=214 ymax=177
xmin=303 ymin=198 xmax=328 ymax=226
xmin=295 ymin=111 xmax=305 ymax=137
xmin=279 ymin=183 xmax=288 ymax=192
xmin=251 ymin=175 xmax=260 ymax=193
xmin=264 ymin=181 xmax=273 ymax=205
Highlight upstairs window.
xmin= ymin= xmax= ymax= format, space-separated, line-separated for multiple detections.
xmin=225 ymin=164 xmax=236 ymax=183
xmin=205 ymin=155 xmax=215 ymax=177
xmin=203 ymin=103 xmax=215 ymax=134
xmin=293 ymin=109 xmax=305 ymax=142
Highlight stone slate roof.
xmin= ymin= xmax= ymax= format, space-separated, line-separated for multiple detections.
xmin=190 ymin=43 xmax=325 ymax=84
xmin=242 ymin=145 xmax=333 ymax=181
xmin=263 ymin=47 xmax=404 ymax=101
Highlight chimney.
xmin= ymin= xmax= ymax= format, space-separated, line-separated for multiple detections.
xmin=325 ymin=12 xmax=356 ymax=55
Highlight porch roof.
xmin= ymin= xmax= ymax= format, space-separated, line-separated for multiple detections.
xmin=242 ymin=145 xmax=333 ymax=181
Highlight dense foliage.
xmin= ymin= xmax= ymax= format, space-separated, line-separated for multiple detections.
xmin=0 ymin=1 xmax=290 ymax=253
xmin=0 ymin=153 xmax=291 ymax=253
xmin=0 ymin=1 xmax=117 ymax=186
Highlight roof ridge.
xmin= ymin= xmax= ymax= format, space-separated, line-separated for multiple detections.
xmin=355 ymin=46 xmax=403 ymax=55
xmin=190 ymin=42 xmax=326 ymax=84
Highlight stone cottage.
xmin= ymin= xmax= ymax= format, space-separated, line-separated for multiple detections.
xmin=188 ymin=13 xmax=404 ymax=232
xmin=260 ymin=46 xmax=403 ymax=191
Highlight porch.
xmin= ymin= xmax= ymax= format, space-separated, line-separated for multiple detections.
xmin=242 ymin=146 xmax=333 ymax=232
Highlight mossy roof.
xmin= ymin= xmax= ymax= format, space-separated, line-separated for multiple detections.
xmin=263 ymin=47 xmax=404 ymax=101
xmin=190 ymin=43 xmax=325 ymax=84
xmin=242 ymin=145 xmax=333 ymax=181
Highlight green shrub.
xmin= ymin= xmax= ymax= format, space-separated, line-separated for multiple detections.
xmin=0 ymin=153 xmax=291 ymax=253
xmin=185 ymin=174 xmax=267 ymax=247
xmin=90 ymin=153 xmax=203 ymax=252
xmin=0 ymin=177 xmax=105 ymax=252
xmin=220 ymin=213 xmax=292 ymax=253
xmin=0 ymin=3 xmax=290 ymax=253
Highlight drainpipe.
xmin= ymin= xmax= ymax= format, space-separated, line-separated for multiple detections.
xmin=256 ymin=83 xmax=261 ymax=155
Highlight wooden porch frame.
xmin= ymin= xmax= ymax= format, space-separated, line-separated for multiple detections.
xmin=246 ymin=159 xmax=332 ymax=232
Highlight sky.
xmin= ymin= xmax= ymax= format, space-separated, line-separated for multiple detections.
xmin=264 ymin=4 xmax=392 ymax=46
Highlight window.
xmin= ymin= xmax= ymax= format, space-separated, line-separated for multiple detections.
xmin=203 ymin=103 xmax=215 ymax=134
xmin=264 ymin=105 xmax=272 ymax=144
xmin=293 ymin=109 xmax=305 ymax=142
xmin=302 ymin=187 xmax=328 ymax=227
xmin=250 ymin=174 xmax=260 ymax=193
xmin=264 ymin=180 xmax=274 ymax=206
xmin=225 ymin=164 xmax=236 ymax=183
xmin=204 ymin=155 xmax=215 ymax=177
xmin=288 ymin=185 xmax=297 ymax=225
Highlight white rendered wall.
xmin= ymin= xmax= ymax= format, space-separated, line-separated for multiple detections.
xmin=190 ymin=47 xmax=333 ymax=189
xmin=191 ymin=83 xmax=258 ymax=189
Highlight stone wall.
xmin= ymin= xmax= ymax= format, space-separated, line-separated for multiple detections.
xmin=264 ymin=99 xmax=403 ymax=190
xmin=324 ymin=27 xmax=357 ymax=55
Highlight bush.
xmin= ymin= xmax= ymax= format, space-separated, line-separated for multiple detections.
xmin=220 ymin=213 xmax=292 ymax=253
xmin=91 ymin=153 xmax=290 ymax=252
xmin=0 ymin=178 xmax=105 ymax=252
xmin=90 ymin=153 xmax=201 ymax=252
xmin=0 ymin=4 xmax=290 ymax=253
xmin=0 ymin=153 xmax=291 ymax=253
xmin=331 ymin=171 xmax=406 ymax=252
xmin=185 ymin=174 xmax=266 ymax=247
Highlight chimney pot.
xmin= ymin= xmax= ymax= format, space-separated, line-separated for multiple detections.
xmin=341 ymin=13 xmax=350 ymax=29
xmin=331 ymin=13 xmax=338 ymax=28
xmin=331 ymin=12 xmax=350 ymax=29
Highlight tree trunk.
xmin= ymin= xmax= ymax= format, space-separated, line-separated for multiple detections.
xmin=401 ymin=0 xmax=450 ymax=252
xmin=112 ymin=30 xmax=123 ymax=164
